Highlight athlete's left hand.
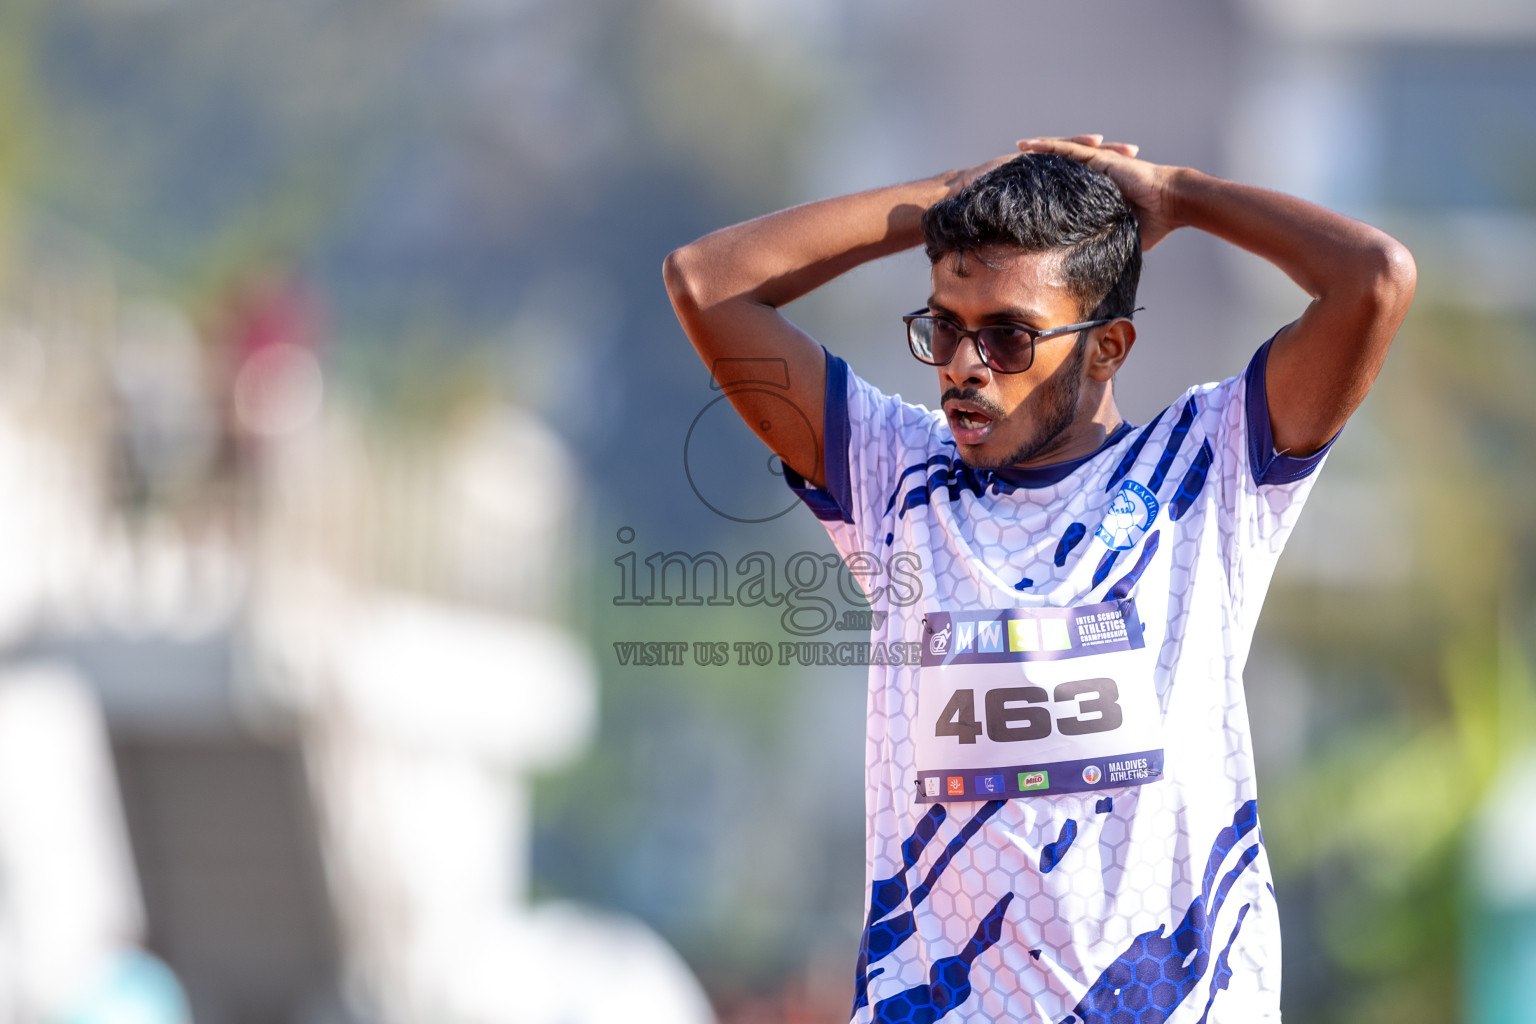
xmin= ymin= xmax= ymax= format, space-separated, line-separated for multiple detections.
xmin=1025 ymin=135 xmax=1417 ymax=458
xmin=1016 ymin=135 xmax=1182 ymax=251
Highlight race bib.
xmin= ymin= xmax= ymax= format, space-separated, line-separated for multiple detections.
xmin=915 ymin=600 xmax=1163 ymax=802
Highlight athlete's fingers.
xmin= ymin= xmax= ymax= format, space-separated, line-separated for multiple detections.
xmin=1016 ymin=134 xmax=1103 ymax=151
xmin=1017 ymin=136 xmax=1137 ymax=163
xmin=1017 ymin=137 xmax=1101 ymax=158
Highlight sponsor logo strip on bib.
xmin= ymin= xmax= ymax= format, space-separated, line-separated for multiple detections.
xmin=916 ymin=750 xmax=1164 ymax=801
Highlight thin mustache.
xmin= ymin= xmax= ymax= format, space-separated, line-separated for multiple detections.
xmin=941 ymin=388 xmax=1006 ymax=419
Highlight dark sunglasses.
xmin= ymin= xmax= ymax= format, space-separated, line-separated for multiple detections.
xmin=903 ymin=310 xmax=1119 ymax=374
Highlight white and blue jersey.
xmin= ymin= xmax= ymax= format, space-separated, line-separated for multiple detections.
xmin=786 ymin=337 xmax=1329 ymax=1024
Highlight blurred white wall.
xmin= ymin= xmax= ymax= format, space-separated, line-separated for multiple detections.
xmin=0 ymin=663 xmax=162 ymax=1023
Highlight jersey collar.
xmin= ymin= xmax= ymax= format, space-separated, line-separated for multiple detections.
xmin=984 ymin=421 xmax=1134 ymax=489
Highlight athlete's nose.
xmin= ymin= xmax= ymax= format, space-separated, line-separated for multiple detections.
xmin=942 ymin=333 xmax=991 ymax=389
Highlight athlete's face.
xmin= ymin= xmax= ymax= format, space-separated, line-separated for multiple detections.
xmin=927 ymin=246 xmax=1126 ymax=470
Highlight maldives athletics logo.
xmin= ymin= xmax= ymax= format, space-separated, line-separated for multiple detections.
xmin=1082 ymin=764 xmax=1103 ymax=785
xmin=1096 ymin=480 xmax=1159 ymax=551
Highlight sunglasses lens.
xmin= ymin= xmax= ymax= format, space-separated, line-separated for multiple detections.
xmin=908 ymin=317 xmax=956 ymax=364
xmin=926 ymin=318 xmax=960 ymax=362
xmin=977 ymin=327 xmax=1033 ymax=372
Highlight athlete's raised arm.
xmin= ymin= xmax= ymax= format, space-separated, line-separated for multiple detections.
xmin=1019 ymin=135 xmax=1417 ymax=455
xmin=662 ymin=153 xmax=1016 ymax=488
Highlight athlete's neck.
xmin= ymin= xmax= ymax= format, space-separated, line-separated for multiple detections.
xmin=1013 ymin=390 xmax=1125 ymax=469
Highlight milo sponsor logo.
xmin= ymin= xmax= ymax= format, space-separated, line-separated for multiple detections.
xmin=1018 ymin=770 xmax=1050 ymax=792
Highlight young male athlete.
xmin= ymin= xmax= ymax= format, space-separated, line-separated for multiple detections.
xmin=663 ymin=135 xmax=1414 ymax=1023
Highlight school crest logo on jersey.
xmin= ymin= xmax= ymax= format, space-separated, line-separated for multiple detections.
xmin=1096 ymin=480 xmax=1159 ymax=551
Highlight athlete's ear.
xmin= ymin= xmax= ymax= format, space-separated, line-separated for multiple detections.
xmin=1087 ymin=319 xmax=1136 ymax=382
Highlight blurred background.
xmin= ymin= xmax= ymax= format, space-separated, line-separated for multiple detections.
xmin=0 ymin=0 xmax=1534 ymax=1022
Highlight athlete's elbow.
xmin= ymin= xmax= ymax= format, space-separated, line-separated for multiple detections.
xmin=1362 ymin=236 xmax=1417 ymax=319
xmin=1379 ymin=238 xmax=1417 ymax=308
xmin=663 ymin=245 xmax=706 ymax=313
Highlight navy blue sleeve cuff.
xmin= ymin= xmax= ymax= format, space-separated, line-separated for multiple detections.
xmin=783 ymin=348 xmax=855 ymax=523
xmin=1243 ymin=336 xmax=1338 ymax=486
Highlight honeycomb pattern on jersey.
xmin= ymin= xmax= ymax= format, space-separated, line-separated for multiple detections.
xmin=801 ymin=352 xmax=1320 ymax=1024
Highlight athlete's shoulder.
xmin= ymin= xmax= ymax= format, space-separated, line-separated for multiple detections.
xmin=1136 ymin=339 xmax=1327 ymax=490
xmin=838 ymin=356 xmax=944 ymax=435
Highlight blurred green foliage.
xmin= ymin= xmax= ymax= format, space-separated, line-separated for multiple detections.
xmin=1 ymin=0 xmax=814 ymax=370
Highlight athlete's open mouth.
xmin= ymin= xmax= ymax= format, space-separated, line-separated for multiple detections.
xmin=944 ymin=400 xmax=997 ymax=445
